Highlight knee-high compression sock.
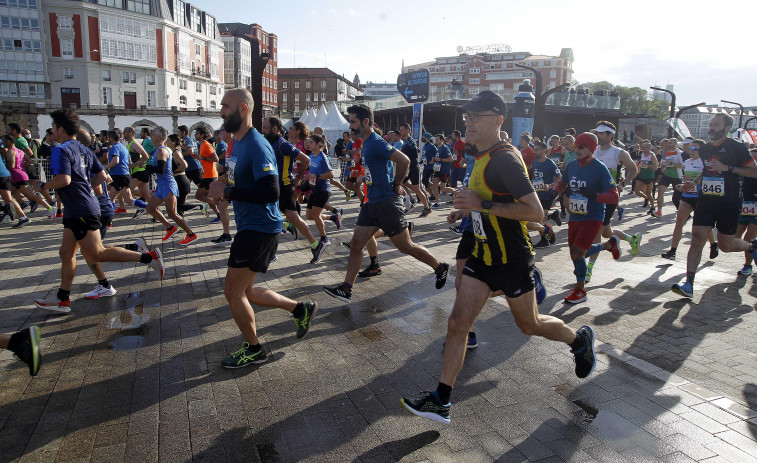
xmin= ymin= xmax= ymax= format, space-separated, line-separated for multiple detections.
xmin=573 ymin=259 xmax=587 ymax=283
xmin=134 ymin=199 xmax=148 ymax=209
xmin=586 ymin=243 xmax=603 ymax=258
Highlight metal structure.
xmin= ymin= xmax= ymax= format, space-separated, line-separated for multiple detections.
xmin=721 ymin=99 xmax=744 ymax=129
xmin=651 ymin=86 xmax=676 ymax=137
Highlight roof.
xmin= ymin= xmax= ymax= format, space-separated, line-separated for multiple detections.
xmin=278 ymin=68 xmax=362 ymax=90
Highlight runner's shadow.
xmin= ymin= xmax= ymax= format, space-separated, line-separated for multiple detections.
xmin=744 ymin=384 xmax=757 ymax=441
xmin=351 ymin=430 xmax=441 ymax=462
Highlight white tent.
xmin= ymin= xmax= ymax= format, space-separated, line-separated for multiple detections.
xmin=299 ymin=108 xmax=312 ymax=126
xmin=310 ymin=103 xmax=329 ymax=128
xmin=319 ymin=101 xmax=350 ymax=155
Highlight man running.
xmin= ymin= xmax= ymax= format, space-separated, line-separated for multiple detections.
xmin=0 ymin=326 xmax=41 ymax=376
xmin=208 ymin=88 xmax=317 ymax=368
xmin=671 ymin=113 xmax=757 ymax=297
xmin=530 ymin=139 xmax=561 ymax=248
xmin=735 ymin=148 xmax=757 ymax=275
xmin=194 ymin=126 xmax=220 ymax=220
xmin=122 ymin=126 xmax=152 ymax=217
xmin=654 ymin=138 xmax=684 ymax=217
xmin=401 ymin=92 xmax=595 ymax=424
xmin=399 ymin=123 xmax=431 ymax=217
xmin=324 ymin=104 xmax=449 ymax=303
xmin=106 ymin=129 xmax=147 ymax=214
xmin=420 ymin=132 xmax=438 ymax=201
xmin=431 ymin=134 xmax=454 ymax=208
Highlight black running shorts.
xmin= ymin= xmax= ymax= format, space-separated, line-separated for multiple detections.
xmin=307 ymin=190 xmax=330 ymax=209
xmin=462 ymin=256 xmax=536 ymax=298
xmin=455 ymin=230 xmax=475 ymax=260
xmin=355 ymin=195 xmax=407 ymax=237
xmin=185 ymin=169 xmax=202 ymax=186
xmin=227 ymin=230 xmax=279 ymax=273
xmin=110 ymin=174 xmax=131 ymax=191
xmin=278 ymin=184 xmax=297 ymax=212
xmin=63 ymin=215 xmax=102 ymax=241
xmin=0 ymin=176 xmax=11 ymax=191
xmin=693 ymin=200 xmax=741 ymax=236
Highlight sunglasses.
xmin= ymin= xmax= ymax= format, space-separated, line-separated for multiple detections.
xmin=688 ymin=147 xmax=699 ymax=151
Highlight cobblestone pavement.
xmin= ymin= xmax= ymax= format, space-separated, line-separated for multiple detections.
xmin=1 ymin=188 xmax=756 ymax=462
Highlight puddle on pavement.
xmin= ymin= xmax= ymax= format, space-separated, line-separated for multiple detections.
xmin=572 ymin=399 xmax=639 ymax=440
xmin=359 ymin=326 xmax=385 ymax=342
xmin=107 ymin=293 xmax=159 ymax=351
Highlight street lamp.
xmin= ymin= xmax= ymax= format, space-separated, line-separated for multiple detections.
xmin=675 ymin=102 xmax=705 ymax=119
xmin=252 ymin=51 xmax=270 ymax=131
xmin=650 ymin=86 xmax=676 ymax=138
xmin=721 ymin=99 xmax=744 ymax=129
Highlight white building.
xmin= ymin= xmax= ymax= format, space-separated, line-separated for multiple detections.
xmin=0 ymin=0 xmax=47 ymax=101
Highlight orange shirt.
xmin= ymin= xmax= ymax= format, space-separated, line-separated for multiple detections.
xmin=200 ymin=140 xmax=218 ymax=178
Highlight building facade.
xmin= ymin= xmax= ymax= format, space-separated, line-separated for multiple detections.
xmin=0 ymin=0 xmax=48 ymax=101
xmin=277 ymin=67 xmax=362 ymax=117
xmin=219 ymin=22 xmax=277 ymax=115
xmin=678 ymin=105 xmax=757 ymax=138
xmin=403 ymin=48 xmax=574 ymax=103
xmin=42 ymin=0 xmax=223 ymax=111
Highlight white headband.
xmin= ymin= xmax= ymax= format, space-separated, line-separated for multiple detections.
xmin=595 ymin=124 xmax=616 ymax=134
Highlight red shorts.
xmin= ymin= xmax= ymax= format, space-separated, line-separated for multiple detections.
xmin=568 ymin=220 xmax=603 ymax=250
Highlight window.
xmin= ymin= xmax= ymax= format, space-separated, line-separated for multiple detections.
xmin=64 ymin=67 xmax=74 ymax=79
xmin=20 ymin=84 xmax=41 ymax=98
xmin=179 ymin=95 xmax=187 ymax=105
xmin=274 ymin=94 xmax=277 ymax=103
xmin=469 ymin=78 xmax=480 ymax=84
xmin=61 ymin=39 xmax=74 ymax=59
xmin=210 ymin=101 xmax=216 ymax=109
xmin=306 ymin=93 xmax=310 ymax=101
xmin=469 ymin=67 xmax=480 ymax=74
xmin=147 ymin=74 xmax=155 ymax=85
xmin=209 ymin=86 xmax=216 ymax=95
xmin=282 ymin=106 xmax=287 ymax=113
xmin=195 ymin=44 xmax=201 ymax=56
xmin=305 ymin=81 xmax=311 ymax=89
xmin=321 ymin=93 xmax=325 ymax=101
xmin=320 ymin=80 xmax=326 ymax=88
xmin=195 ymin=82 xmax=202 ymax=92
xmin=103 ymin=87 xmax=112 ymax=104
xmin=58 ymin=16 xmax=72 ymax=29
xmin=313 ymin=93 xmax=318 ymax=102
xmin=549 ymin=69 xmax=557 ymax=78
xmin=98 ymin=0 xmax=120 ymax=6
xmin=294 ymin=94 xmax=299 ymax=102
xmin=196 ymin=99 xmax=202 ymax=107
xmin=282 ymin=82 xmax=287 ymax=89
xmin=294 ymin=82 xmax=299 ymax=88
xmin=126 ymin=0 xmax=150 ymax=14
xmin=294 ymin=105 xmax=299 ymax=113
xmin=171 ymin=77 xmax=175 ymax=85
xmin=0 ymin=82 xmax=18 ymax=97
xmin=147 ymin=90 xmax=155 ymax=107
xmin=172 ymin=0 xmax=185 ymax=26
xmin=122 ymin=72 xmax=129 ymax=82
xmin=179 ymin=79 xmax=187 ymax=90
xmin=282 ymin=94 xmax=287 ymax=102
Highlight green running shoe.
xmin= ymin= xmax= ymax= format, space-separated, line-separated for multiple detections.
xmin=293 ymin=302 xmax=318 ymax=339
xmin=221 ymin=342 xmax=267 ymax=369
xmin=585 ymin=266 xmax=593 ymax=284
xmin=630 ymin=233 xmax=642 ymax=256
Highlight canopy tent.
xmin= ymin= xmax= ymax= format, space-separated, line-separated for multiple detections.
xmin=318 ymin=102 xmax=350 ymax=155
xmin=298 ymin=108 xmax=312 ymax=126
xmin=310 ymin=103 xmax=329 ymax=128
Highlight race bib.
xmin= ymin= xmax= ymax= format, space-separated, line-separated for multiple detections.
xmin=470 ymin=211 xmax=487 ymax=242
xmin=364 ymin=167 xmax=372 ymax=185
xmin=640 ymin=161 xmax=648 ymax=169
xmin=227 ymin=156 xmax=237 ymax=186
xmin=569 ymin=194 xmax=588 ymax=215
xmin=742 ymin=201 xmax=757 ymax=216
xmin=533 ymin=179 xmax=545 ymax=191
xmin=701 ymin=176 xmax=724 ymax=196
xmin=452 ymin=154 xmax=458 ymax=161
xmin=433 ymin=162 xmax=441 ymax=172
xmin=351 ymin=159 xmax=356 ymax=167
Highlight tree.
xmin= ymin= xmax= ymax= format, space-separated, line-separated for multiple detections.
xmin=572 ymin=81 xmax=669 ymax=119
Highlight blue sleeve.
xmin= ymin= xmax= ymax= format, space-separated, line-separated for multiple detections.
xmin=281 ymin=141 xmax=300 ymax=159
xmin=253 ymin=146 xmax=278 ymax=180
xmin=324 ymin=155 xmax=332 ymax=171
xmin=51 ymin=146 xmax=70 ymax=176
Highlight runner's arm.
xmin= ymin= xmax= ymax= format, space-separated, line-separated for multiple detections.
xmin=619 ymin=150 xmax=638 ymax=181
xmin=224 ymin=175 xmax=279 ymax=203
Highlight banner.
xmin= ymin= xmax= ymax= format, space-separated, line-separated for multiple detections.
xmin=735 ymin=128 xmax=757 ymax=145
xmin=666 ymin=118 xmax=692 ymax=139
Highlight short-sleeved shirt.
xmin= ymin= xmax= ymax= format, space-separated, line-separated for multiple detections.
xmin=698 ymin=138 xmax=754 ymax=205
xmin=215 ymin=140 xmax=227 ymax=166
xmin=82 ymin=146 xmax=114 ymax=217
xmin=142 ymin=138 xmax=155 ymax=166
xmin=361 ymin=131 xmax=396 ymax=204
xmin=532 ymin=157 xmax=561 ymax=199
xmin=662 ymin=150 xmax=683 ymax=179
xmin=14 ymin=136 xmax=29 ymax=152
xmin=437 ymin=144 xmax=452 ymax=175
xmin=230 ymin=128 xmax=282 ymax=233
xmin=422 ymin=142 xmax=437 ymax=165
xmin=51 ymin=140 xmax=102 ymax=219
xmin=108 ymin=142 xmax=130 ymax=176
xmin=309 ymin=153 xmax=332 ymax=192
xmin=393 ymin=141 xmax=403 ymax=151
xmin=400 ymin=136 xmax=418 ymax=163
xmin=271 ymin=136 xmax=301 ymax=186
xmin=453 ymin=140 xmax=466 ymax=168
xmin=520 ymin=147 xmax=535 ymax=171
xmin=199 ymin=140 xmax=218 ymax=178
xmin=681 ymin=158 xmax=704 ymax=198
xmin=562 ymin=158 xmax=616 ymax=222
xmin=183 ymin=136 xmax=202 ymax=172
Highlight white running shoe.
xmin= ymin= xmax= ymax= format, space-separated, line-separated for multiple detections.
xmin=134 ymin=237 xmax=149 ymax=254
xmin=33 ymin=296 xmax=71 ymax=313
xmin=49 ymin=206 xmax=58 ymax=222
xmin=148 ymin=248 xmax=165 ymax=279
xmin=84 ymin=285 xmax=117 ymax=299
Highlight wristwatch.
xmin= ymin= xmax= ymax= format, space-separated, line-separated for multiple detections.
xmin=728 ymin=165 xmax=734 ymax=173
xmin=481 ymin=200 xmax=493 ymax=214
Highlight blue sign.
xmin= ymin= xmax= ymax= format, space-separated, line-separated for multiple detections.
xmin=397 ymin=69 xmax=430 ymax=103
xmin=412 ymin=103 xmax=422 ymax=139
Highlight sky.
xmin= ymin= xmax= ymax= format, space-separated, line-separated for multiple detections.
xmin=195 ymin=0 xmax=757 ymax=107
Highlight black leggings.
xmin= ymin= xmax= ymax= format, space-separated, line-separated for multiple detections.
xmin=175 ymin=174 xmax=193 ymax=214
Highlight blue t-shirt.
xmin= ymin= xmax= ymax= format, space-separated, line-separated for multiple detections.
xmin=362 ymin=131 xmax=396 ymax=204
xmin=562 ymin=158 xmax=616 ymax=222
xmin=231 ymin=128 xmax=282 ymax=233
xmin=183 ymin=136 xmax=202 ymax=172
xmin=154 ymin=146 xmax=177 ymax=190
xmin=0 ymin=153 xmax=10 ymax=177
xmin=215 ymin=140 xmax=228 ymax=166
xmin=437 ymin=144 xmax=452 ymax=175
xmin=108 ymin=143 xmax=130 ymax=176
xmin=309 ymin=153 xmax=332 ymax=192
xmin=393 ymin=141 xmax=403 ymax=151
xmin=271 ymin=137 xmax=300 ymax=186
xmin=422 ymin=142 xmax=438 ymax=166
xmin=82 ymin=145 xmax=113 ymax=217
xmin=532 ymin=157 xmax=561 ymax=200
xmin=51 ymin=140 xmax=102 ymax=219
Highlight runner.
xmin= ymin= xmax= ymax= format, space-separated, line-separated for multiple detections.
xmin=178 ymin=125 xmax=204 ymax=194
xmin=549 ymin=132 xmax=622 ymax=303
xmin=302 ymin=133 xmax=338 ymax=248
xmin=313 ymin=126 xmax=349 ymax=196
xmin=401 ymin=92 xmax=595 ymax=424
xmin=735 ymin=148 xmax=757 ymax=276
xmin=671 ymin=113 xmax=757 ymax=297
xmin=633 ymin=140 xmax=658 ymax=209
xmin=449 ymin=130 xmax=467 ymax=189
xmin=2 ymin=134 xmax=53 ymax=226
xmin=585 ymin=121 xmax=641 ymax=283
xmin=654 ymin=138 xmax=683 ymax=217
xmin=105 ymin=129 xmax=148 ymax=214
xmin=431 ymin=134 xmax=454 ymax=208
xmin=0 ymin=326 xmax=41 ymax=376
xmin=122 ymin=126 xmax=151 ymax=218
xmin=194 ymin=126 xmax=221 ymax=221
xmin=211 ymin=127 xmax=234 ymax=245
xmin=420 ymin=132 xmax=438 ymax=201
xmin=0 ymin=139 xmax=28 ymax=226
xmin=32 ymin=109 xmax=164 ymax=312
xmin=530 ymin=139 xmax=562 ymax=248
xmin=559 ymin=135 xmax=577 ymax=218
xmin=323 ymin=104 xmax=449 ymax=303
xmin=661 ymin=139 xmax=718 ymax=261
xmin=207 ymin=88 xmax=317 ymax=368
xmin=399 ymin=123 xmax=432 ymax=217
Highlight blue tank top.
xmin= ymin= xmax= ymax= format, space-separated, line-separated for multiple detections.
xmin=155 ymin=146 xmax=176 ymax=187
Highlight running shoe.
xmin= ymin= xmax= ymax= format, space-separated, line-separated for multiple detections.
xmin=710 ymin=242 xmax=719 ymax=259
xmin=345 ymin=190 xmax=351 ymax=201
xmin=564 ymin=286 xmax=587 ymax=304
xmin=751 ymin=239 xmax=757 ymax=263
xmin=608 ymin=236 xmax=622 ymax=260
xmin=661 ymin=249 xmax=676 ymax=260
xmin=9 ymin=326 xmax=41 ymax=376
xmin=330 ymin=213 xmax=342 ymax=230
xmin=211 ymin=233 xmax=232 ymax=245
xmin=114 ymin=207 xmax=127 ymax=214
xmin=29 ymin=202 xmax=38 ymax=214
xmin=337 ymin=208 xmax=344 ymax=216
xmin=642 ymin=199 xmax=648 ymax=208
xmin=617 ymin=206 xmax=625 ymax=222
xmin=432 ymin=203 xmax=441 ymax=208
xmin=132 ymin=208 xmax=146 ymax=219
xmin=585 ymin=266 xmax=593 ymax=284
xmin=738 ymin=265 xmax=753 ymax=276
xmin=671 ymin=281 xmax=694 ymax=298
xmin=200 ymin=203 xmax=209 ymax=218
xmin=653 ymin=210 xmax=662 ymax=218
xmin=549 ymin=210 xmax=562 ymax=226
xmin=323 ymin=284 xmax=351 ymax=303
xmin=56 ymin=209 xmax=63 ymax=218
xmin=84 ymin=285 xmax=117 ymax=299
xmin=49 ymin=206 xmax=57 ymax=222
xmin=293 ymin=302 xmax=318 ymax=339
xmin=310 ymin=240 xmax=325 ymax=264
xmin=12 ymin=217 xmax=30 ymax=228
xmin=134 ymin=237 xmax=149 ymax=254
xmin=449 ymin=224 xmax=462 ymax=234
xmin=435 ymin=263 xmax=449 ymax=289
xmin=162 ymin=226 xmax=179 ymax=241
xmin=20 ymin=201 xmax=29 ymax=210
xmin=419 ymin=208 xmax=432 ymax=218
xmin=285 ymin=222 xmax=298 ymax=240
xmin=178 ymin=234 xmax=198 ymax=246
xmin=400 ymin=391 xmax=450 ymax=424
xmin=467 ymin=332 xmax=478 ymax=349
xmin=320 ymin=235 xmax=331 ymax=246
xmin=534 ymin=236 xmax=549 ymax=248
xmin=209 ymin=216 xmax=221 ymax=224
xmin=0 ymin=213 xmax=10 ymax=224
xmin=533 ymin=267 xmax=546 ymax=305
xmin=630 ymin=233 xmax=642 ymax=256
xmin=407 ymin=222 xmax=414 ymax=237
xmin=221 ymin=342 xmax=267 ymax=369
xmin=358 ymin=263 xmax=382 ymax=278
xmin=341 ymin=241 xmax=351 ymax=250
xmin=571 ymin=325 xmax=596 ymax=379
xmin=148 ymin=248 xmax=165 ymax=280
xmin=545 ymin=223 xmax=556 ymax=245
xmin=33 ymin=296 xmax=71 ymax=313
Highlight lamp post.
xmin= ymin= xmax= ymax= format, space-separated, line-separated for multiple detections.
xmin=744 ymin=116 xmax=757 ymax=130
xmin=252 ymin=51 xmax=270 ymax=131
xmin=721 ymin=99 xmax=744 ymax=129
xmin=675 ymin=102 xmax=705 ymax=119
xmin=650 ymin=86 xmax=676 ymax=138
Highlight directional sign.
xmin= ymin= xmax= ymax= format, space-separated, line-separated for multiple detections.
xmin=397 ymin=69 xmax=430 ymax=104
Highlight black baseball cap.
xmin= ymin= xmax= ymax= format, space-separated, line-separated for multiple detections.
xmin=460 ymin=90 xmax=508 ymax=116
